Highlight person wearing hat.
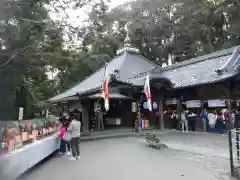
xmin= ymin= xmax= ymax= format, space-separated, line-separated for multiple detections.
xmin=67 ymin=112 xmax=81 ymax=160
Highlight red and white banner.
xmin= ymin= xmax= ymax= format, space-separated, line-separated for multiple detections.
xmin=144 ymin=75 xmax=152 ymax=111
xmin=102 ymin=65 xmax=109 ymax=111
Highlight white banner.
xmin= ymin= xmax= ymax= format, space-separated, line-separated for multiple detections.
xmin=165 ymin=98 xmax=177 ymax=105
xmin=132 ymin=102 xmax=137 ymax=112
xmin=186 ymin=100 xmax=201 ymax=108
xmin=208 ymin=99 xmax=226 ymax=107
xmin=18 ymin=107 xmax=24 ymax=120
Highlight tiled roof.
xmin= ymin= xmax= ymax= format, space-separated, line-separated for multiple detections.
xmin=50 ymin=45 xmax=240 ymax=102
xmin=130 ymin=45 xmax=240 ymax=88
xmin=161 ymin=54 xmax=234 ymax=88
xmin=49 ymin=47 xmax=157 ymax=102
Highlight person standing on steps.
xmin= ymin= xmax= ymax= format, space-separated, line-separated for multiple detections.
xmin=68 ymin=113 xmax=81 ymax=160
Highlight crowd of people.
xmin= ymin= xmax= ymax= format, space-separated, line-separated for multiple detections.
xmin=169 ymin=109 xmax=240 ymax=135
xmin=58 ymin=111 xmax=81 ymax=161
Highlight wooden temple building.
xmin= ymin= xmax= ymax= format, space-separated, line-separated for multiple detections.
xmin=49 ymin=35 xmax=240 ymax=132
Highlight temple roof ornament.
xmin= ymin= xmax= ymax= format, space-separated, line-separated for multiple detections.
xmin=116 ymin=25 xmax=140 ymax=55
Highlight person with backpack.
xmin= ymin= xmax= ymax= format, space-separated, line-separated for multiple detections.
xmin=200 ymin=109 xmax=208 ymax=132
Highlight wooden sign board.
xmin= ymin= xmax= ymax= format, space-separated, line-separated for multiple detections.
xmin=31 ymin=130 xmax=37 ymax=141
xmin=14 ymin=135 xmax=23 ymax=149
xmin=28 ymin=134 xmax=34 ymax=141
xmin=8 ymin=139 xmax=15 ymax=152
xmin=21 ymin=132 xmax=28 ymax=142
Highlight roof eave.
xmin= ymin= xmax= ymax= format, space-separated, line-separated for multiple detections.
xmin=173 ymin=73 xmax=238 ymax=90
xmin=48 ymin=87 xmax=101 ymax=103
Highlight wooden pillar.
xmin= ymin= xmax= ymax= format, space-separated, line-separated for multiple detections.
xmin=137 ymin=101 xmax=141 ymax=132
xmin=176 ymin=98 xmax=181 ymax=129
xmin=95 ymin=101 xmax=101 ymax=130
xmin=225 ymin=82 xmax=233 ymax=130
xmin=82 ymin=101 xmax=89 ymax=133
xmin=227 ymin=99 xmax=233 ymax=129
xmin=200 ymin=100 xmax=206 ymax=132
xmin=158 ymin=99 xmax=164 ymax=130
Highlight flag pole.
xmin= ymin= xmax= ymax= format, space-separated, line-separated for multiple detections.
xmin=91 ymin=63 xmax=108 ymax=132
xmin=102 ymin=63 xmax=109 ymax=112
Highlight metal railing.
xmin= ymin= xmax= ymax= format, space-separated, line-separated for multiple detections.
xmin=229 ymin=128 xmax=240 ymax=177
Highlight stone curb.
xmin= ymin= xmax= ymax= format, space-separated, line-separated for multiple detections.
xmin=81 ymin=133 xmax=140 ymax=142
xmin=80 ymin=131 xmax=172 ymax=142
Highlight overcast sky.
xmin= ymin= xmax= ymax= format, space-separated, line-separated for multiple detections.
xmin=57 ymin=0 xmax=133 ymax=27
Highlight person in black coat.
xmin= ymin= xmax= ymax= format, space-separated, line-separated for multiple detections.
xmin=234 ymin=109 xmax=240 ymax=129
xmin=188 ymin=110 xmax=197 ymax=132
xmin=170 ymin=110 xmax=178 ymax=130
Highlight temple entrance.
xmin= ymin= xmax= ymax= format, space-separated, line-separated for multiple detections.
xmin=88 ymin=96 xmax=134 ymax=131
xmin=104 ymin=99 xmax=133 ymax=129
xmin=134 ymin=72 xmax=174 ymax=130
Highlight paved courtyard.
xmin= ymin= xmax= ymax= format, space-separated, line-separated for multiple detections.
xmin=17 ymin=136 xmax=234 ymax=180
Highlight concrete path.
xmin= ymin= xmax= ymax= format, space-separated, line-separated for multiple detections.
xmin=156 ymin=131 xmax=230 ymax=158
xmin=17 ymin=137 xmax=231 ymax=180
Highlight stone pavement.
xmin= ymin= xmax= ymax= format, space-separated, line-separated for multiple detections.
xmin=154 ymin=131 xmax=235 ymax=180
xmin=17 ymin=137 xmax=225 ymax=180
xmin=96 ymin=129 xmax=230 ymax=158
xmin=14 ymin=129 xmax=238 ymax=180
xmin=156 ymin=131 xmax=229 ymax=158
xmin=87 ymin=129 xmax=235 ymax=179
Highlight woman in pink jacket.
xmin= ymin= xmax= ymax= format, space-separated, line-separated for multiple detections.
xmin=59 ymin=123 xmax=71 ymax=155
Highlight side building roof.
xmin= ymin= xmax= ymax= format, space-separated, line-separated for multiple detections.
xmin=130 ymin=45 xmax=240 ymax=88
